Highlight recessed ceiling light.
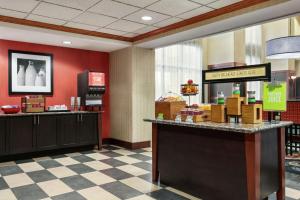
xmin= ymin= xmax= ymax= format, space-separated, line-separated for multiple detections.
xmin=141 ymin=16 xmax=152 ymax=21
xmin=63 ymin=41 xmax=72 ymax=45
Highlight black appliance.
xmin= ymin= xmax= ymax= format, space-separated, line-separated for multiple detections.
xmin=77 ymin=70 xmax=105 ymax=109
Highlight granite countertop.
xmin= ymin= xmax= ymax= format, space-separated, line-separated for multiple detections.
xmin=144 ymin=119 xmax=293 ymax=134
xmin=0 ymin=111 xmax=103 ymax=117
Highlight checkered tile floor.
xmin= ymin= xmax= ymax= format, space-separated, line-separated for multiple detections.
xmin=0 ymin=145 xmax=299 ymax=200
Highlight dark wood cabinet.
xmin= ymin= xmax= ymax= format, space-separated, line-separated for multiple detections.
xmin=8 ymin=116 xmax=34 ymax=154
xmin=78 ymin=113 xmax=98 ymax=145
xmin=36 ymin=115 xmax=58 ymax=151
xmin=58 ymin=114 xmax=80 ymax=147
xmin=0 ymin=112 xmax=100 ymax=157
xmin=0 ymin=118 xmax=6 ymax=155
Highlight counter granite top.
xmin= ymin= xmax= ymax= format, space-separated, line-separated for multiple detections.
xmin=144 ymin=119 xmax=293 ymax=133
xmin=0 ymin=111 xmax=102 ymax=117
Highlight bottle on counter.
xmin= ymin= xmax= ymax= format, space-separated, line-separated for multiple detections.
xmin=232 ymin=83 xmax=240 ymax=97
xmin=217 ymin=91 xmax=225 ymax=105
xmin=247 ymin=91 xmax=256 ymax=104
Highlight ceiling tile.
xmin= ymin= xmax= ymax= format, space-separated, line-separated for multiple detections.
xmin=32 ymin=2 xmax=82 ymax=20
xmin=153 ymin=17 xmax=182 ymax=27
xmin=27 ymin=14 xmax=66 ymax=25
xmin=178 ymin=6 xmax=213 ymax=19
xmin=123 ymin=32 xmax=138 ymax=37
xmin=64 ymin=22 xmax=99 ymax=31
xmin=98 ymin=28 xmax=127 ymax=35
xmin=72 ymin=12 xmax=117 ymax=27
xmin=134 ymin=26 xmax=157 ymax=34
xmin=146 ymin=0 xmax=200 ymax=16
xmin=189 ymin=0 xmax=217 ymax=5
xmin=106 ymin=19 xmax=146 ymax=32
xmin=0 ymin=0 xmax=39 ymax=12
xmin=114 ymin=0 xmax=159 ymax=8
xmin=124 ymin=9 xmax=170 ymax=25
xmin=43 ymin=0 xmax=100 ymax=10
xmin=207 ymin=0 xmax=241 ymax=9
xmin=88 ymin=0 xmax=139 ymax=18
xmin=0 ymin=8 xmax=27 ymax=18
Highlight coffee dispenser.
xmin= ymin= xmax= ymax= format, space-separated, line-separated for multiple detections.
xmin=77 ymin=70 xmax=105 ymax=110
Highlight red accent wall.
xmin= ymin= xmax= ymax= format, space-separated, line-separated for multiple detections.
xmin=0 ymin=39 xmax=110 ymax=138
xmin=262 ymin=101 xmax=300 ymax=124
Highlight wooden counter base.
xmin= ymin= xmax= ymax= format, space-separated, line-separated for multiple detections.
xmin=152 ymin=124 xmax=285 ymax=200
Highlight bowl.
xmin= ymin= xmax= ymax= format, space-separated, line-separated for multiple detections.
xmin=1 ymin=105 xmax=20 ymax=114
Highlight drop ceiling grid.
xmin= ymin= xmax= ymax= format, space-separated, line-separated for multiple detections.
xmin=0 ymin=0 xmax=242 ymax=38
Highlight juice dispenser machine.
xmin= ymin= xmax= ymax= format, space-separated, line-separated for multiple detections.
xmin=77 ymin=70 xmax=105 ymax=111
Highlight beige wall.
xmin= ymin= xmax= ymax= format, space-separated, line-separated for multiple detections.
xmin=262 ymin=18 xmax=292 ymax=71
xmin=206 ymin=32 xmax=235 ymax=65
xmin=110 ymin=47 xmax=133 ymax=142
xmin=109 ymin=46 xmax=155 ymax=143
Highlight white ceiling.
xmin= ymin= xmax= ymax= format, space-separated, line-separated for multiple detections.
xmin=136 ymin=0 xmax=300 ymax=48
xmin=0 ymin=22 xmax=131 ymax=52
xmin=0 ymin=0 xmax=242 ymax=37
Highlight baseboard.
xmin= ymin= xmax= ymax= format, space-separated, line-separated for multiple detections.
xmin=102 ymin=138 xmax=151 ymax=150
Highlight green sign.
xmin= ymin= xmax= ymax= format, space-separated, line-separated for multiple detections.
xmin=263 ymin=82 xmax=287 ymax=111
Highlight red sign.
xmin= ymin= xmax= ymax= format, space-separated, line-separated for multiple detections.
xmin=89 ymin=72 xmax=105 ymax=86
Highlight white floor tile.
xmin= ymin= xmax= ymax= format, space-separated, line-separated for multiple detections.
xmin=48 ymin=166 xmax=77 ymax=178
xmin=84 ymin=160 xmax=112 ymax=170
xmin=121 ymin=177 xmax=160 ymax=193
xmin=166 ymin=187 xmax=202 ymax=200
xmin=18 ymin=162 xmax=44 ymax=172
xmin=81 ymin=171 xmax=116 ymax=185
xmin=38 ymin=179 xmax=73 ymax=197
xmin=286 ymin=187 xmax=300 ymax=199
xmin=78 ymin=186 xmax=120 ymax=200
xmin=114 ymin=156 xmax=141 ymax=164
xmin=55 ymin=157 xmax=79 ymax=166
xmin=3 ymin=173 xmax=34 ymax=188
xmin=117 ymin=165 xmax=149 ymax=176
xmin=86 ymin=153 xmax=109 ymax=160
xmin=0 ymin=189 xmax=17 ymax=200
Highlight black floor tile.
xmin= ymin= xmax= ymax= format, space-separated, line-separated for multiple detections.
xmin=100 ymin=151 xmax=123 ymax=158
xmin=68 ymin=164 xmax=95 ymax=174
xmin=51 ymin=154 xmax=67 ymax=159
xmin=148 ymin=189 xmax=190 ymax=200
xmin=52 ymin=191 xmax=86 ymax=200
xmin=72 ymin=155 xmax=95 ymax=163
xmin=12 ymin=184 xmax=48 ymax=200
xmin=0 ymin=165 xmax=23 ymax=176
xmin=27 ymin=170 xmax=57 ymax=183
xmin=38 ymin=160 xmax=62 ymax=169
xmin=15 ymin=159 xmax=35 ymax=164
xmin=101 ymin=181 xmax=143 ymax=199
xmin=102 ymin=145 xmax=122 ymax=151
xmin=129 ymin=154 xmax=151 ymax=161
xmin=133 ymin=162 xmax=152 ymax=171
xmin=101 ymin=158 xmax=127 ymax=167
xmin=0 ymin=177 xmax=9 ymax=190
xmin=101 ymin=168 xmax=133 ymax=180
xmin=61 ymin=175 xmax=96 ymax=190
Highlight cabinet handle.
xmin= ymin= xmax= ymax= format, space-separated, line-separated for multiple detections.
xmin=37 ymin=116 xmax=40 ymax=125
xmin=33 ymin=116 xmax=36 ymax=125
xmin=77 ymin=114 xmax=80 ymax=122
xmin=81 ymin=114 xmax=83 ymax=122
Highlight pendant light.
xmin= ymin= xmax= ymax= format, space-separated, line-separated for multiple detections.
xmin=266 ymin=18 xmax=300 ymax=59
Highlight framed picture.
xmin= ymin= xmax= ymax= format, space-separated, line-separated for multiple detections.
xmin=9 ymin=50 xmax=53 ymax=95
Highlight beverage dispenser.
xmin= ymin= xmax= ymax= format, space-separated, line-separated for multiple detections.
xmin=77 ymin=70 xmax=105 ymax=110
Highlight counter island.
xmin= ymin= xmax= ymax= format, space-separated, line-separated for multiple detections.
xmin=145 ymin=119 xmax=292 ymax=200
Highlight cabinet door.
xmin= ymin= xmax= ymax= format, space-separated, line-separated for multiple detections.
xmin=0 ymin=118 xmax=6 ymax=155
xmin=36 ymin=115 xmax=58 ymax=151
xmin=9 ymin=116 xmax=34 ymax=154
xmin=78 ymin=114 xmax=98 ymax=145
xmin=58 ymin=114 xmax=78 ymax=147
